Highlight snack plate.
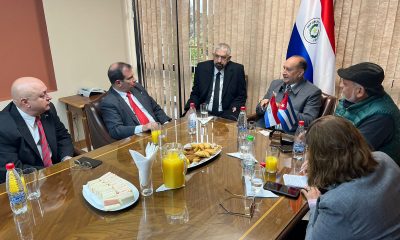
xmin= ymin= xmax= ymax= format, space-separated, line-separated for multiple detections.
xmin=184 ymin=143 xmax=222 ymax=169
xmin=82 ymin=181 xmax=139 ymax=211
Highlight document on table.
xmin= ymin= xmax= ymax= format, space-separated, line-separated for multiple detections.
xmin=283 ymin=174 xmax=308 ymax=188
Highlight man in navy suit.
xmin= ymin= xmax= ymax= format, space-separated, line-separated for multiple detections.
xmin=0 ymin=77 xmax=73 ymax=183
xmin=184 ymin=43 xmax=247 ymax=120
xmin=101 ymin=62 xmax=171 ymax=140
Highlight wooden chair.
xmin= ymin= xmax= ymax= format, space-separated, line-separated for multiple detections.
xmin=83 ymin=93 xmax=116 ymax=149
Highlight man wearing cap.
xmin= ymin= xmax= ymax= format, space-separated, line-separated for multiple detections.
xmin=335 ymin=62 xmax=400 ymax=165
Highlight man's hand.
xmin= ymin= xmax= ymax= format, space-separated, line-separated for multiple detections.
xmin=142 ymin=122 xmax=159 ymax=132
xmin=231 ymin=107 xmax=237 ymax=112
xmin=259 ymin=99 xmax=270 ymax=109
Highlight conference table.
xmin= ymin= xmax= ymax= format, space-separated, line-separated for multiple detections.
xmin=0 ymin=117 xmax=308 ymax=240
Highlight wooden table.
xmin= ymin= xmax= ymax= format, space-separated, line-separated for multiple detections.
xmin=0 ymin=118 xmax=307 ymax=239
xmin=59 ymin=94 xmax=103 ymax=151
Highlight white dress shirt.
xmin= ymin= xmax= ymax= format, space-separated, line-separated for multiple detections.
xmin=113 ymin=88 xmax=156 ymax=134
xmin=16 ymin=107 xmax=52 ymax=161
xmin=207 ymin=68 xmax=224 ymax=112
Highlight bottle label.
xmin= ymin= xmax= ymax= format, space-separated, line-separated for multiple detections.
xmin=188 ymin=114 xmax=197 ymax=128
xmin=293 ymin=142 xmax=305 ymax=153
xmin=9 ymin=191 xmax=26 ymax=205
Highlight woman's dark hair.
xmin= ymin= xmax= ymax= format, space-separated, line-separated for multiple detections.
xmin=306 ymin=115 xmax=378 ymax=188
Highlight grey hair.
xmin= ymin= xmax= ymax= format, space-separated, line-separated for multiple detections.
xmin=214 ymin=43 xmax=231 ymax=56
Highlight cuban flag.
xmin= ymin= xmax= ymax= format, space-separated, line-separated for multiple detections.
xmin=264 ymin=95 xmax=280 ymax=128
xmin=277 ymin=93 xmax=298 ymax=132
xmin=286 ymin=0 xmax=336 ymax=95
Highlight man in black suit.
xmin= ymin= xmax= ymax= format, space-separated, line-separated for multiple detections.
xmin=101 ymin=62 xmax=171 ymax=140
xmin=184 ymin=43 xmax=247 ymax=120
xmin=0 ymin=77 xmax=74 ymax=183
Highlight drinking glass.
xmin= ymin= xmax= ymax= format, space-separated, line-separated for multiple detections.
xmin=251 ymin=169 xmax=264 ymax=194
xmin=22 ymin=168 xmax=40 ymax=200
xmin=199 ymin=103 xmax=208 ymax=125
xmin=265 ymin=146 xmax=280 ymax=173
xmin=151 ymin=122 xmax=162 ymax=145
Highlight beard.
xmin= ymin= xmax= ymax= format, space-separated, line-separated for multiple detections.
xmin=214 ymin=63 xmax=224 ymax=70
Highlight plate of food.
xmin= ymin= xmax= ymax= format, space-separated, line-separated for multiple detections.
xmin=184 ymin=142 xmax=222 ymax=169
xmin=82 ymin=172 xmax=140 ymax=211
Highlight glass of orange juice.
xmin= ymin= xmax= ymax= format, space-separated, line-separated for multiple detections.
xmin=161 ymin=143 xmax=187 ymax=189
xmin=151 ymin=123 xmax=162 ymax=145
xmin=265 ymin=146 xmax=280 ymax=173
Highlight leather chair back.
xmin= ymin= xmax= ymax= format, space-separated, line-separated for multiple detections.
xmin=84 ymin=93 xmax=116 ymax=149
xmin=319 ymin=92 xmax=337 ymax=117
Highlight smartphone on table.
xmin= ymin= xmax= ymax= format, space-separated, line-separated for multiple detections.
xmin=263 ymin=181 xmax=300 ymax=199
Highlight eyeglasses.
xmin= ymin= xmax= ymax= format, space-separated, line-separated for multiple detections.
xmin=219 ymin=189 xmax=256 ymax=219
xmin=71 ymin=159 xmax=92 ymax=170
xmin=213 ymin=53 xmax=230 ymax=61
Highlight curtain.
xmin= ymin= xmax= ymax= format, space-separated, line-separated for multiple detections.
xmin=135 ymin=0 xmax=400 ymax=118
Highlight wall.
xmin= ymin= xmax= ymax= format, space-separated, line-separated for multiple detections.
xmin=0 ymin=0 xmax=136 ymax=141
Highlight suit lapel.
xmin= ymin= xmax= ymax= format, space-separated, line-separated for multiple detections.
xmin=9 ymin=104 xmax=41 ymax=159
xmin=131 ymin=87 xmax=156 ymax=119
xmin=221 ymin=63 xmax=233 ymax=99
xmin=110 ymin=87 xmax=140 ymax=125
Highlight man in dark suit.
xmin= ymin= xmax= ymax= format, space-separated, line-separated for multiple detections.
xmin=101 ymin=62 xmax=171 ymax=140
xmin=256 ymin=55 xmax=322 ymax=133
xmin=0 ymin=77 xmax=73 ymax=183
xmin=184 ymin=43 xmax=247 ymax=120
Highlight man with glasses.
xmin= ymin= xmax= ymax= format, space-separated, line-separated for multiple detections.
xmin=0 ymin=77 xmax=74 ymax=183
xmin=255 ymin=55 xmax=322 ymax=133
xmin=335 ymin=62 xmax=400 ymax=165
xmin=101 ymin=62 xmax=171 ymax=140
xmin=184 ymin=43 xmax=247 ymax=120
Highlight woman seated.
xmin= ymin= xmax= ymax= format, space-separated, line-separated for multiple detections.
xmin=301 ymin=115 xmax=400 ymax=240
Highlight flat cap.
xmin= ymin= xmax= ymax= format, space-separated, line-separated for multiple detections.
xmin=337 ymin=62 xmax=384 ymax=89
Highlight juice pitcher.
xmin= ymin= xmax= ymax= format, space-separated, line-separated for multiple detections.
xmin=161 ymin=143 xmax=187 ymax=189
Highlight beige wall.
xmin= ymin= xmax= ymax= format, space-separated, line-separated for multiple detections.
xmin=0 ymin=0 xmax=136 ymax=141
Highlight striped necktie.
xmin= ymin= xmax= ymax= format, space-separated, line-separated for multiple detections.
xmin=35 ymin=117 xmax=53 ymax=167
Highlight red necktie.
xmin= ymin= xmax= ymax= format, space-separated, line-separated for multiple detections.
xmin=35 ymin=117 xmax=53 ymax=167
xmin=126 ymin=92 xmax=150 ymax=125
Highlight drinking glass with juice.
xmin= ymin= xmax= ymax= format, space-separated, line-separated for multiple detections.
xmin=265 ymin=146 xmax=279 ymax=173
xmin=162 ymin=143 xmax=187 ymax=189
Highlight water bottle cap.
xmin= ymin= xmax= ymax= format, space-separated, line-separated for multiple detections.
xmin=190 ymin=102 xmax=195 ymax=108
xmin=298 ymin=120 xmax=305 ymax=126
xmin=5 ymin=163 xmax=15 ymax=170
xmin=246 ymin=135 xmax=254 ymax=141
xmin=240 ymin=106 xmax=246 ymax=111
xmin=260 ymin=162 xmax=266 ymax=168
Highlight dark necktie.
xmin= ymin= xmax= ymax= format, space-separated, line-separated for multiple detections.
xmin=35 ymin=117 xmax=52 ymax=167
xmin=212 ymin=72 xmax=221 ymax=114
xmin=285 ymin=84 xmax=292 ymax=93
xmin=126 ymin=92 xmax=150 ymax=125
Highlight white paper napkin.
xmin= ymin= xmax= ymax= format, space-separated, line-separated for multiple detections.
xmin=198 ymin=116 xmax=213 ymax=125
xmin=259 ymin=129 xmax=272 ymax=137
xmin=226 ymin=152 xmax=258 ymax=163
xmin=155 ymin=184 xmax=185 ymax=192
xmin=129 ymin=142 xmax=159 ymax=187
xmin=244 ymin=177 xmax=278 ymax=198
xmin=283 ymin=174 xmax=308 ymax=188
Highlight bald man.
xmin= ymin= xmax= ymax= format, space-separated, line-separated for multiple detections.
xmin=255 ymin=55 xmax=322 ymax=133
xmin=0 ymin=77 xmax=73 ymax=183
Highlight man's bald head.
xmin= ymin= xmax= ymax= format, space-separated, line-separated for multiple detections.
xmin=11 ymin=77 xmax=52 ymax=116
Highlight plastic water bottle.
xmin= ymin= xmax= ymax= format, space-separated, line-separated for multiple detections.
xmin=187 ymin=103 xmax=197 ymax=135
xmin=242 ymin=135 xmax=255 ymax=178
xmin=293 ymin=120 xmax=306 ymax=173
xmin=237 ymin=106 xmax=248 ymax=151
xmin=6 ymin=163 xmax=27 ymax=215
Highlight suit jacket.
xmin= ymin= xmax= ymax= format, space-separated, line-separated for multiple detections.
xmin=100 ymin=84 xmax=171 ymax=140
xmin=256 ymin=79 xmax=321 ymax=132
xmin=306 ymin=152 xmax=400 ymax=240
xmin=184 ymin=60 xmax=247 ymax=120
xmin=0 ymin=102 xmax=73 ymax=183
